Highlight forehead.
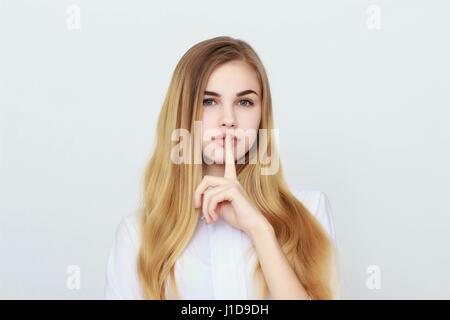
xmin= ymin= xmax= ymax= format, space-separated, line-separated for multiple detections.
xmin=205 ymin=60 xmax=260 ymax=95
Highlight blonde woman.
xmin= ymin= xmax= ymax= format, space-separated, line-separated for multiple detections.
xmin=104 ymin=36 xmax=340 ymax=300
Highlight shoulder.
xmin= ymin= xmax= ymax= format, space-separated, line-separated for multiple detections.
xmin=109 ymin=213 xmax=141 ymax=257
xmin=116 ymin=213 xmax=141 ymax=246
xmin=104 ymin=212 xmax=143 ymax=299
xmin=288 ymin=184 xmax=337 ymax=244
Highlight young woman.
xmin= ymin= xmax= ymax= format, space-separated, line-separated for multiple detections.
xmin=104 ymin=36 xmax=340 ymax=300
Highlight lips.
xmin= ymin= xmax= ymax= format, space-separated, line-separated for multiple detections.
xmin=211 ymin=134 xmax=239 ymax=142
xmin=211 ymin=134 xmax=239 ymax=147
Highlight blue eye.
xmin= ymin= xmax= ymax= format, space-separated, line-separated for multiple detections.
xmin=203 ymin=98 xmax=216 ymax=106
xmin=239 ymin=99 xmax=254 ymax=107
xmin=203 ymin=98 xmax=254 ymax=107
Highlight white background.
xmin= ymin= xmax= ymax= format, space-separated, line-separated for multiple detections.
xmin=1 ymin=0 xmax=449 ymax=299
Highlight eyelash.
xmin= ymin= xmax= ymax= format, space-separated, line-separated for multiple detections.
xmin=202 ymin=98 xmax=254 ymax=107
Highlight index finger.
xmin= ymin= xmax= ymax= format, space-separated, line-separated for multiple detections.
xmin=224 ymin=133 xmax=237 ymax=179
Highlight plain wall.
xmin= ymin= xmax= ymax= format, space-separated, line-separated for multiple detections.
xmin=1 ymin=0 xmax=449 ymax=299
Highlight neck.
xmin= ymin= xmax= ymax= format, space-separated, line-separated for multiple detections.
xmin=202 ymin=163 xmax=225 ymax=177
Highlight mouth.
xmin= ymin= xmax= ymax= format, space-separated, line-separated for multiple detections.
xmin=211 ymin=134 xmax=239 ymax=145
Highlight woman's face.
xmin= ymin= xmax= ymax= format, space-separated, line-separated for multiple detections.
xmin=201 ymin=60 xmax=262 ymax=164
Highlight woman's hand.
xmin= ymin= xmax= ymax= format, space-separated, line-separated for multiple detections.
xmin=194 ymin=134 xmax=270 ymax=236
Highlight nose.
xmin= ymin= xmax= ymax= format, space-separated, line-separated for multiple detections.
xmin=219 ymin=104 xmax=237 ymax=129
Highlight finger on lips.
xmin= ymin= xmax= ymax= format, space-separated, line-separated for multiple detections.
xmin=224 ymin=133 xmax=237 ymax=180
xmin=196 ymin=133 xmax=238 ymax=224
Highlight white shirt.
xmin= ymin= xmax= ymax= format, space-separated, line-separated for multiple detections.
xmin=104 ymin=185 xmax=337 ymax=299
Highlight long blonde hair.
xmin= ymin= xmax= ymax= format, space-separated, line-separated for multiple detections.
xmin=137 ymin=36 xmax=340 ymax=299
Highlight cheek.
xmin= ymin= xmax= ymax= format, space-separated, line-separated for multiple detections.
xmin=243 ymin=104 xmax=261 ymax=125
xmin=241 ymin=109 xmax=262 ymax=151
xmin=201 ymin=112 xmax=213 ymax=131
xmin=201 ymin=112 xmax=214 ymax=145
xmin=239 ymin=108 xmax=262 ymax=135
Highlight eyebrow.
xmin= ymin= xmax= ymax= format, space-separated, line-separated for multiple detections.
xmin=204 ymin=89 xmax=258 ymax=97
